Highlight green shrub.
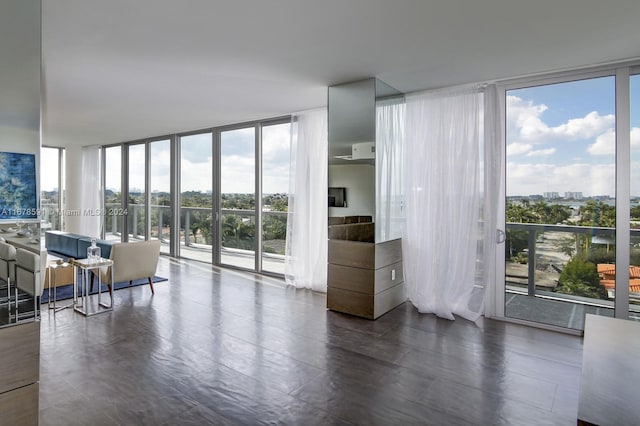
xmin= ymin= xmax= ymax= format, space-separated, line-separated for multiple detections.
xmin=557 ymin=257 xmax=607 ymax=299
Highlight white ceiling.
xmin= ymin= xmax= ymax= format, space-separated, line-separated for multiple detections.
xmin=41 ymin=0 xmax=640 ymax=147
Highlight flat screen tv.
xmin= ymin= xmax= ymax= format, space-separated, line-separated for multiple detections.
xmin=328 ymin=187 xmax=346 ymax=207
xmin=0 ymin=152 xmax=37 ymax=220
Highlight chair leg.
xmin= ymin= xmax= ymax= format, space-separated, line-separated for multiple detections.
xmin=148 ymin=277 xmax=155 ymax=294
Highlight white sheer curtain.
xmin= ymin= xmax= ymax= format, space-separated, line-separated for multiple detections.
xmin=403 ymin=86 xmax=486 ymax=321
xmin=376 ymin=98 xmax=405 ymax=242
xmin=478 ymin=84 xmax=504 ymax=317
xmin=78 ymin=146 xmax=102 ymax=238
xmin=284 ymin=108 xmax=328 ymax=292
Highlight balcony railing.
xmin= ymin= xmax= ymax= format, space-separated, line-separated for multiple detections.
xmin=104 ymin=203 xmax=287 ymax=259
xmin=506 ymin=222 xmax=640 ymax=306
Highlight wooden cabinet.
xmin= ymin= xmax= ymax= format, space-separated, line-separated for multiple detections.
xmin=327 ymin=238 xmax=405 ymax=319
xmin=0 ymin=321 xmax=40 ymax=425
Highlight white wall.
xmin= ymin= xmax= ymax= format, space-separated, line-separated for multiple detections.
xmin=328 ymin=163 xmax=375 ymax=218
xmin=0 ymin=0 xmax=41 ymax=224
xmin=0 ymin=127 xmax=39 ymax=151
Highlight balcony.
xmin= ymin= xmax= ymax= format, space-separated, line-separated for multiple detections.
xmin=506 ymin=222 xmax=640 ymax=330
xmin=104 ymin=203 xmax=286 ymax=274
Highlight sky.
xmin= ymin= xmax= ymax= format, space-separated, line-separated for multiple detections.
xmin=506 ymin=75 xmax=640 ymax=197
xmin=97 ymin=122 xmax=291 ymax=195
xmin=41 ymin=146 xmax=60 ymax=191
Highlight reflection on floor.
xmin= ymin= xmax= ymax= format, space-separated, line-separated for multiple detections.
xmin=39 ymin=257 xmax=582 ymax=425
xmin=0 ymin=288 xmax=39 ymax=327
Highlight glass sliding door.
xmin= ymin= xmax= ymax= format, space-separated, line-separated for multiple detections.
xmin=504 ymin=76 xmax=616 ymax=330
xmin=261 ymin=122 xmax=290 ymax=274
xmin=150 ymin=139 xmax=171 ymax=254
xmin=127 ymin=143 xmax=146 ymax=241
xmin=104 ymin=146 xmax=123 ymax=241
xmin=631 ymin=73 xmax=640 ymax=320
xmin=220 ymin=126 xmax=256 ymax=269
xmin=179 ymin=132 xmax=213 ymax=262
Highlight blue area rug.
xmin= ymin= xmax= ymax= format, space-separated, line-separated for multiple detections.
xmin=41 ymin=275 xmax=167 ymax=304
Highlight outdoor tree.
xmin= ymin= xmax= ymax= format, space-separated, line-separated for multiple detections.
xmin=557 ymin=256 xmax=607 ymax=299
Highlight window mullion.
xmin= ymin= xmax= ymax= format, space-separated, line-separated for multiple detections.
xmin=615 ymin=67 xmax=631 ymax=319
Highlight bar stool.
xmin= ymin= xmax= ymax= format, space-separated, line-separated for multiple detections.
xmin=0 ymin=242 xmax=17 ymax=310
xmin=14 ymin=248 xmax=41 ymax=320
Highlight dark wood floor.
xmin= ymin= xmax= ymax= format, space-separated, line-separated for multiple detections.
xmin=39 ymin=257 xmax=583 ymax=425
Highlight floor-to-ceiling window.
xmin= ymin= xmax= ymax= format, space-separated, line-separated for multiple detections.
xmin=500 ymin=67 xmax=640 ymax=330
xmin=104 ymin=145 xmax=123 ymax=241
xmin=150 ymin=139 xmax=171 ymax=254
xmin=504 ymin=76 xmax=616 ymax=330
xmin=179 ymin=132 xmax=213 ymax=261
xmin=127 ymin=143 xmax=146 ymax=241
xmin=41 ymin=146 xmax=64 ymax=231
xmin=100 ymin=116 xmax=290 ymax=276
xmin=220 ymin=126 xmax=256 ymax=269
xmin=261 ymin=121 xmax=291 ymax=274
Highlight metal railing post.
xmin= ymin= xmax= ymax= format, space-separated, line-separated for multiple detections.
xmin=527 ymin=229 xmax=537 ymax=296
xmin=158 ymin=209 xmax=163 ymax=241
xmin=132 ymin=205 xmax=138 ymax=238
xmin=185 ymin=210 xmax=191 ymax=246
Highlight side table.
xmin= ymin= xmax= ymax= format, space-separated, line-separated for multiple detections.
xmin=72 ymin=258 xmax=114 ymax=316
xmin=46 ymin=260 xmax=75 ymax=312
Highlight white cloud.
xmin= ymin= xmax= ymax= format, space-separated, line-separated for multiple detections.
xmin=104 ymin=147 xmax=122 ymax=191
xmin=551 ymin=111 xmax=614 ymax=140
xmin=507 ymin=95 xmax=614 ymax=145
xmin=587 ymin=129 xmax=615 ymax=155
xmin=150 ymin=143 xmax=171 ymax=193
xmin=632 ymin=127 xmax=640 ymax=150
xmin=40 ymin=147 xmax=60 ymax=191
xmin=633 ymin=161 xmax=640 ymax=197
xmin=587 ymin=127 xmax=640 ymax=156
xmin=262 ymin=122 xmax=291 ymax=194
xmin=526 ymin=148 xmax=556 ymax=157
xmin=506 ymin=96 xmax=548 ymax=143
xmin=181 ymin=156 xmax=213 ymax=192
xmin=507 ymin=162 xmax=614 ymax=196
xmin=220 ymin=155 xmax=255 ymax=193
xmin=506 ymin=142 xmax=532 ymax=156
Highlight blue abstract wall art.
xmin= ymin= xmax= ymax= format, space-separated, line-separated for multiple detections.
xmin=0 ymin=152 xmax=37 ymax=219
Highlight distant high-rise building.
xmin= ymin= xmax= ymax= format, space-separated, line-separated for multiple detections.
xmin=564 ymin=192 xmax=583 ymax=200
xmin=543 ymin=192 xmax=560 ymax=200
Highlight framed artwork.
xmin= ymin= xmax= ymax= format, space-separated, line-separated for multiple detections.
xmin=0 ymin=152 xmax=37 ymax=219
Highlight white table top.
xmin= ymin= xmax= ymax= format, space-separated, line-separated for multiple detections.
xmin=578 ymin=314 xmax=640 ymax=425
xmin=71 ymin=258 xmax=113 ymax=268
xmin=2 ymin=232 xmax=42 ymax=255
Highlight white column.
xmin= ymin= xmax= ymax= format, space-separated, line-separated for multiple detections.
xmin=64 ymin=145 xmax=83 ymax=234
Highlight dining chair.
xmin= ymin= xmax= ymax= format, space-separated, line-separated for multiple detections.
xmin=0 ymin=241 xmax=17 ymax=311
xmin=14 ymin=248 xmax=41 ymax=320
